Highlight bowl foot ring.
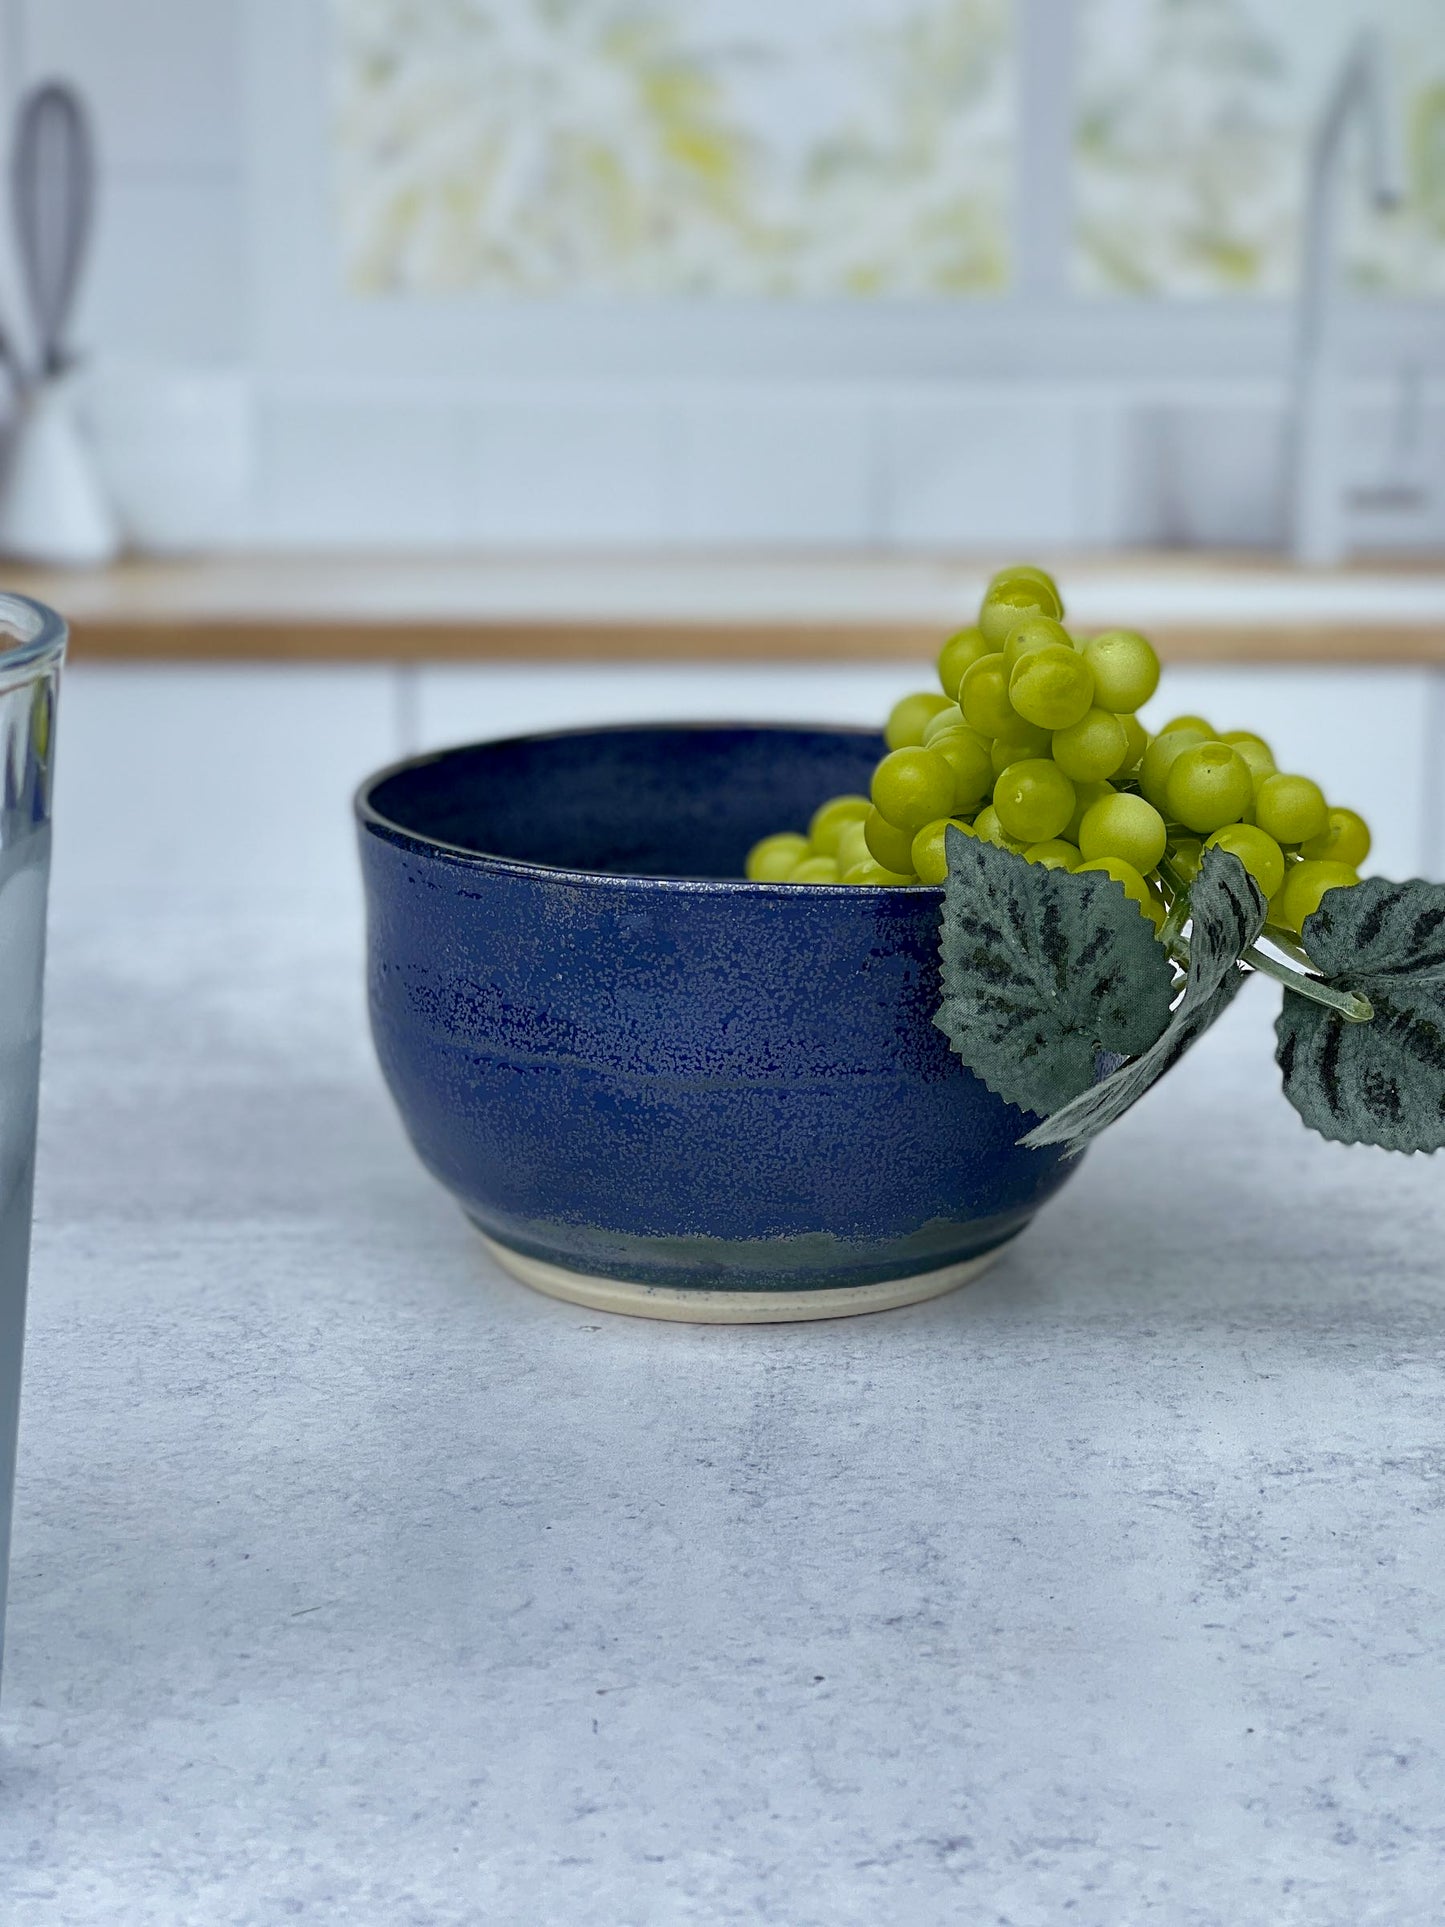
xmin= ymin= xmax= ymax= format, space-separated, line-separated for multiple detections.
xmin=478 ymin=1234 xmax=1015 ymax=1324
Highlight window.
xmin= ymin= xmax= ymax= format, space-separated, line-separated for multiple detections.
xmin=249 ymin=0 xmax=1443 ymax=379
xmin=1076 ymin=0 xmax=1445 ymax=297
xmin=331 ymin=0 xmax=1014 ymax=298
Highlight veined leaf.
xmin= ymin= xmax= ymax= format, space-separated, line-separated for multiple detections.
xmin=1023 ymin=846 xmax=1266 ymax=1155
xmin=1276 ymin=876 xmax=1445 ymax=1152
xmin=934 ymin=827 xmax=1175 ymax=1119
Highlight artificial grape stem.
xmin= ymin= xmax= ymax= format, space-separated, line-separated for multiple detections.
xmin=1240 ymin=945 xmax=1374 ymax=1023
xmin=1157 ymin=882 xmax=1192 ymax=953
xmin=1260 ymin=924 xmax=1318 ymax=971
xmin=1161 ymin=862 xmax=1373 ymax=1024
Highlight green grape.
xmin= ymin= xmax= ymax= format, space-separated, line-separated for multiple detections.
xmin=788 ymin=855 xmax=840 ymax=884
xmin=1081 ymin=630 xmax=1160 ymax=713
xmin=807 ymin=793 xmax=871 ymax=856
xmin=835 ymin=819 xmax=872 ymax=872
xmin=1008 ymin=646 xmax=1095 ymax=731
xmin=912 ymin=816 xmax=976 ymax=885
xmin=921 ymin=702 xmax=966 ymax=745
xmin=1024 ymin=838 xmax=1079 ymax=870
xmin=1204 ymin=822 xmax=1286 ymax=901
xmin=1272 ymin=859 xmax=1360 ymax=933
xmin=1159 ymin=713 xmax=1214 ymax=737
xmin=991 ymin=724 xmax=1051 ymax=776
xmin=959 ymin=653 xmax=1017 ymax=738
xmin=988 ymin=561 xmax=1062 ymax=605
xmin=1075 ymin=855 xmax=1165 ymax=929
xmin=1300 ymin=806 xmax=1371 ymax=868
xmin=841 ymin=858 xmax=916 ymax=886
xmin=1077 ymin=793 xmax=1167 ymax=874
xmin=972 ymin=805 xmax=1029 ymax=854
xmin=885 ymin=691 xmax=954 ymax=751
xmin=745 ymin=831 xmax=809 ymax=881
xmin=990 ymin=737 xmax=1023 ymax=777
xmin=936 ymin=626 xmax=991 ymax=699
xmin=871 ymin=746 xmax=958 ymax=831
xmin=1164 ymin=742 xmax=1254 ymax=834
xmin=1168 ymin=837 xmax=1204 ymax=883
xmin=1015 ymin=720 xmax=1054 ymax=755
xmin=933 ymin=726 xmax=996 ymax=810
xmin=1220 ymin=730 xmax=1276 ymax=789
xmin=1051 ymin=706 xmax=1128 ymax=782
xmin=1139 ymin=726 xmax=1208 ymax=810
xmin=993 ymin=758 xmax=1076 ymax=844
xmin=1066 ymin=779 xmax=1115 ymax=843
xmin=979 ymin=570 xmax=1063 ymax=647
xmin=1117 ymin=712 xmax=1149 ymax=778
xmin=995 ymin=705 xmax=1056 ymax=748
xmin=864 ymin=805 xmax=919 ymax=872
xmin=1002 ymin=613 xmax=1073 ymax=677
xmin=1254 ymin=773 xmax=1329 ymax=846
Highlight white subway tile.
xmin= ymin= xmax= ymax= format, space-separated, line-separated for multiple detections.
xmin=413 ymin=666 xmax=914 ymax=753
xmin=880 ymin=394 xmax=1079 ymax=548
xmin=1425 ymin=673 xmax=1445 ymax=881
xmin=21 ymin=0 xmax=241 ymax=172
xmin=1153 ymin=402 xmax=1289 ymax=548
xmin=255 ymin=395 xmax=466 ymax=548
xmin=1343 ymin=395 xmax=1445 ymax=555
xmin=49 ymin=665 xmax=400 ymax=918
xmin=76 ymin=176 xmax=245 ymax=363
xmin=1071 ymin=399 xmax=1170 ymax=548
xmin=673 ymin=396 xmax=875 ymax=546
xmin=462 ymin=398 xmax=669 ymax=546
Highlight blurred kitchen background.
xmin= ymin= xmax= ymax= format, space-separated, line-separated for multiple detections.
xmin=0 ymin=0 xmax=1443 ymax=911
xmin=1 ymin=0 xmax=1440 ymax=554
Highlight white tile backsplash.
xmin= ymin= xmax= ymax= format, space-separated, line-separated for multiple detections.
xmin=879 ymin=393 xmax=1079 ymax=549
xmin=672 ymin=395 xmax=875 ymax=546
xmin=414 ymin=665 xmax=916 ymax=754
xmin=1426 ymin=674 xmax=1445 ymax=881
xmin=464 ymin=397 xmax=670 ymax=547
xmin=1152 ymin=402 xmax=1290 ymax=548
xmin=76 ymin=176 xmax=246 ymax=364
xmin=255 ymin=394 xmax=466 ymax=548
xmin=20 ymin=0 xmax=241 ymax=171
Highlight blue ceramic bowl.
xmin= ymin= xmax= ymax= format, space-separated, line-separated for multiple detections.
xmin=356 ymin=724 xmax=1078 ymax=1320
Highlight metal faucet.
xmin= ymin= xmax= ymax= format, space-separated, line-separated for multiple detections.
xmin=1290 ymin=29 xmax=1407 ymax=566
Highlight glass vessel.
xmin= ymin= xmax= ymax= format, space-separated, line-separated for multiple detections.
xmin=0 ymin=594 xmax=64 ymax=1683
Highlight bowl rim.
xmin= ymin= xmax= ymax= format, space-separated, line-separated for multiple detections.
xmin=354 ymin=719 xmax=939 ymax=896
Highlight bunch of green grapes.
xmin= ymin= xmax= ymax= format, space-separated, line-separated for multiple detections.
xmin=745 ymin=564 xmax=1370 ymax=936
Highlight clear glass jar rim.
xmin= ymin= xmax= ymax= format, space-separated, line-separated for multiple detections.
xmin=0 ymin=592 xmax=68 ymax=677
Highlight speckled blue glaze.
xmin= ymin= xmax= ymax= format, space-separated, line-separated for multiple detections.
xmin=356 ymin=725 xmax=1079 ymax=1293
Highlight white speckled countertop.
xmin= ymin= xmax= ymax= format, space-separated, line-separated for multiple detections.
xmin=2 ymin=666 xmax=1444 ymax=1925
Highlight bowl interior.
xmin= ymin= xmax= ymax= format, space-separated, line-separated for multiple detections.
xmin=362 ymin=723 xmax=888 ymax=880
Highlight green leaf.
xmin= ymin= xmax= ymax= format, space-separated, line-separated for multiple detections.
xmin=1022 ymin=846 xmax=1267 ymax=1155
xmin=1275 ymin=876 xmax=1445 ymax=1152
xmin=934 ymin=827 xmax=1175 ymax=1118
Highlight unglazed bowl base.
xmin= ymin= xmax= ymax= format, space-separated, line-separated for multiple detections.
xmin=479 ymin=1234 xmax=1014 ymax=1324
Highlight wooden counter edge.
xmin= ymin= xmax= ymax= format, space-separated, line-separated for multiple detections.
xmin=59 ymin=615 xmax=1445 ymax=665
